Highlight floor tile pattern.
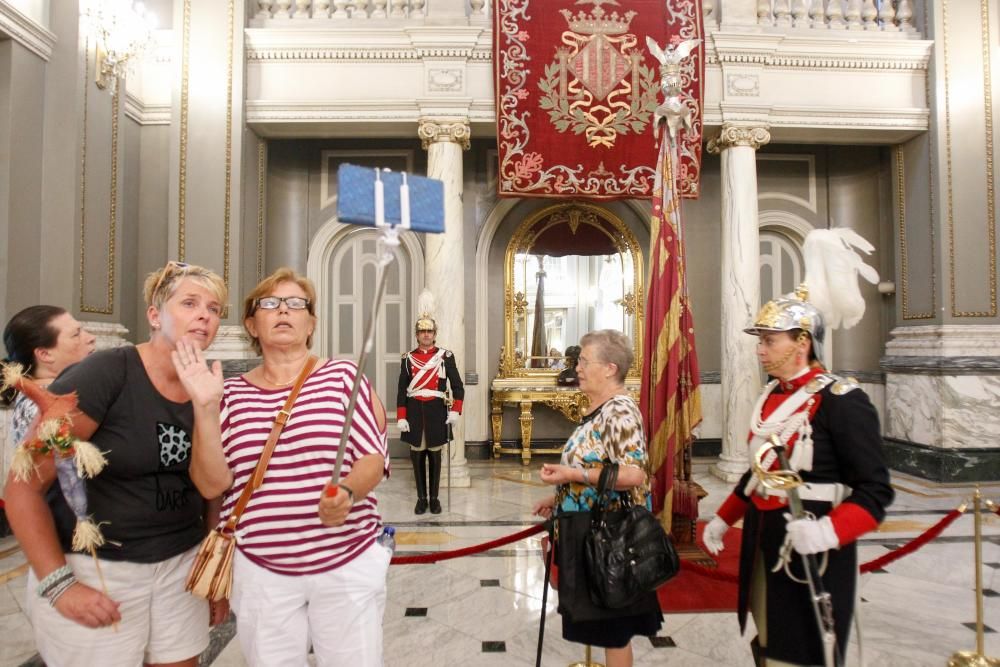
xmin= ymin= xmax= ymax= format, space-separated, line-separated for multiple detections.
xmin=1 ymin=459 xmax=999 ymax=666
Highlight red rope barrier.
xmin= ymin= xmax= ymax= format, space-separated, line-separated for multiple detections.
xmin=859 ymin=508 xmax=963 ymax=573
xmin=388 ymin=504 xmax=965 ymax=576
xmin=390 ymin=523 xmax=546 ymax=565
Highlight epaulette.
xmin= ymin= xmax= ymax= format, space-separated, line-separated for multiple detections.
xmin=401 ymin=352 xmax=408 ymax=360
xmin=443 ymin=349 xmax=453 ymax=358
xmin=829 ymin=374 xmax=861 ymax=395
xmin=803 ymin=373 xmax=836 ymax=394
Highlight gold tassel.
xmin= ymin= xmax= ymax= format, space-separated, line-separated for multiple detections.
xmin=72 ymin=518 xmax=107 ymax=552
xmin=0 ymin=361 xmax=24 ymax=393
xmin=73 ymin=441 xmax=108 ymax=479
xmin=10 ymin=445 xmax=38 ymax=483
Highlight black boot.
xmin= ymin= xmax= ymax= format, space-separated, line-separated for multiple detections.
xmin=411 ymin=449 xmax=428 ymax=514
xmin=428 ymin=449 xmax=443 ymax=514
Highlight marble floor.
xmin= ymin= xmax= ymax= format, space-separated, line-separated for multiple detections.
xmin=2 ymin=457 xmax=999 ymax=666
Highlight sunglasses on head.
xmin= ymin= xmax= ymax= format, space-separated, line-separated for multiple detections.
xmin=150 ymin=261 xmax=190 ymax=304
xmin=417 ymin=328 xmax=435 ymax=334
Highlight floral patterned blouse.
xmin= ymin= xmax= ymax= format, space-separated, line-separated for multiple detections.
xmin=9 ymin=392 xmax=37 ymax=446
xmin=555 ymin=394 xmax=651 ymax=513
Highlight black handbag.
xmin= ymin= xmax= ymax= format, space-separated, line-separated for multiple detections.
xmin=584 ymin=463 xmax=680 ymax=609
xmin=555 ymin=510 xmax=660 ymax=623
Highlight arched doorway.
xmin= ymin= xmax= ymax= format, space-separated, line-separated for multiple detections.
xmin=308 ymin=218 xmax=425 ymax=446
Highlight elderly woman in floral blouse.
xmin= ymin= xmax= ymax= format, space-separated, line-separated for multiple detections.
xmin=532 ymin=329 xmax=662 ymax=667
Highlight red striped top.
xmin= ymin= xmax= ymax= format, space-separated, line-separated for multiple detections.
xmin=219 ymin=359 xmax=390 ymax=575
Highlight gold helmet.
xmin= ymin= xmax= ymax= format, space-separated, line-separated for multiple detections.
xmin=745 ymin=285 xmax=827 ymax=360
xmin=744 ymin=228 xmax=880 ymax=363
xmin=415 ymin=288 xmax=437 ymax=335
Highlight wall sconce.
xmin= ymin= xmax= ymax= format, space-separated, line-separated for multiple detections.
xmin=82 ymin=0 xmax=157 ymax=92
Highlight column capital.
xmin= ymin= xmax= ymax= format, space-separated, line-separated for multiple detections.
xmin=418 ymin=118 xmax=471 ymax=151
xmin=706 ymin=125 xmax=771 ymax=154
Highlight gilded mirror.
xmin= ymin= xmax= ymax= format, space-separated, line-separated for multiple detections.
xmin=498 ymin=202 xmax=644 ymax=380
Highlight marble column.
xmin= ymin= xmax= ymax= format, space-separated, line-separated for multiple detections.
xmin=707 ymin=125 xmax=771 ymax=482
xmin=80 ymin=321 xmax=131 ymax=350
xmin=208 ymin=324 xmax=260 ymax=379
xmin=418 ymin=118 xmax=471 ymax=488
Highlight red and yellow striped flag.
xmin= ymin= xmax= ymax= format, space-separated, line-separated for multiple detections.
xmin=640 ymin=135 xmax=703 ymax=532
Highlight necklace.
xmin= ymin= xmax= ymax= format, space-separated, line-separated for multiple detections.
xmin=262 ymin=356 xmax=311 ymax=387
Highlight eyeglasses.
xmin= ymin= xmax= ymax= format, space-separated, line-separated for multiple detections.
xmin=255 ymin=296 xmax=311 ymax=311
xmin=577 ymin=355 xmax=604 ymax=367
xmin=150 ymin=261 xmax=190 ymax=304
xmin=417 ymin=329 xmax=435 ymax=334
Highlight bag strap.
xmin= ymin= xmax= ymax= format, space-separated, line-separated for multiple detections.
xmin=222 ymin=355 xmax=318 ymax=533
xmin=594 ymin=462 xmax=620 ymax=511
xmin=536 ymin=518 xmax=554 ymax=667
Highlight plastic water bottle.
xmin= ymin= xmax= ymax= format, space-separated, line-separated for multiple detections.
xmin=377 ymin=525 xmax=396 ymax=554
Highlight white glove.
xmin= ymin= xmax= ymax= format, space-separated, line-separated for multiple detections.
xmin=702 ymin=516 xmax=729 ymax=555
xmin=785 ymin=515 xmax=840 ymax=555
xmin=446 ymin=410 xmax=460 ymax=425
xmin=397 ymin=419 xmax=410 ymax=433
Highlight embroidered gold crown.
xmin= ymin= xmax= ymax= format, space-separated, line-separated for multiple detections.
xmin=559 ymin=7 xmax=636 ymax=36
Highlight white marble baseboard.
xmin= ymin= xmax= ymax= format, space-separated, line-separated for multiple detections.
xmin=886 ymin=325 xmax=1000 ymax=357
xmin=886 ymin=373 xmax=1000 ymax=450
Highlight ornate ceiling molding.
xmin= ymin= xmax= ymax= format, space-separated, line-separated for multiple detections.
xmin=707 ymin=33 xmax=932 ymax=71
xmin=245 ymin=28 xmax=491 ymax=62
xmin=0 ymin=2 xmax=56 ymax=61
xmin=704 ymin=106 xmax=929 ymax=131
xmin=124 ymin=92 xmax=171 ymax=125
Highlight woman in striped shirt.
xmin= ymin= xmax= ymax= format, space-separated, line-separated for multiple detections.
xmin=175 ymin=268 xmax=390 ymax=667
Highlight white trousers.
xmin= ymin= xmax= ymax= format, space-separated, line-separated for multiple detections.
xmin=26 ymin=546 xmax=209 ymax=666
xmin=231 ymin=542 xmax=391 ymax=667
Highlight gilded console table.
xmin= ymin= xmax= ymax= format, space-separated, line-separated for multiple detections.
xmin=489 ymin=381 xmax=640 ymax=465
xmin=489 ymin=386 xmax=591 ymax=465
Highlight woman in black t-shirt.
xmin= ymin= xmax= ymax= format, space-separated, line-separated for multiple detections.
xmin=5 ymin=262 xmax=229 ymax=667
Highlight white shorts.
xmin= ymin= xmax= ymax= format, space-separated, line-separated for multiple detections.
xmin=26 ymin=545 xmax=210 ymax=666
xmin=231 ymin=541 xmax=391 ymax=667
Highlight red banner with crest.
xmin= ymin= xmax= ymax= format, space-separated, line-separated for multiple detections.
xmin=494 ymin=0 xmax=704 ymax=200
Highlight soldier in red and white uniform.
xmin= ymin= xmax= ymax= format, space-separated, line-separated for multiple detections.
xmin=703 ymin=230 xmax=894 ymax=666
xmin=396 ymin=309 xmax=463 ymax=515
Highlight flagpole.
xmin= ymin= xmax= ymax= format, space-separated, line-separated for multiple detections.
xmin=641 ymin=36 xmax=705 ymax=549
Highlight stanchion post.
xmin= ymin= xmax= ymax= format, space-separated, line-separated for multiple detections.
xmin=567 ymin=644 xmax=604 ymax=667
xmin=948 ymin=487 xmax=1000 ymax=667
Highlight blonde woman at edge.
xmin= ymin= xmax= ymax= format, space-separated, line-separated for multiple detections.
xmin=6 ymin=262 xmax=228 ymax=667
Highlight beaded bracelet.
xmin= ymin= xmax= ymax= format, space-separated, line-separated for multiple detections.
xmin=45 ymin=575 xmax=77 ymax=607
xmin=36 ymin=564 xmax=72 ymax=597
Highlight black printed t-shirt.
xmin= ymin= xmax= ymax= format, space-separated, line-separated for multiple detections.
xmin=48 ymin=346 xmax=205 ymax=562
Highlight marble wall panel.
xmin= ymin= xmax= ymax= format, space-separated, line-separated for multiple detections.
xmin=939 ymin=375 xmax=1000 ymax=448
xmin=696 ymin=383 xmax=722 ymax=440
xmin=887 ymin=372 xmax=1000 ymax=450
xmin=886 ymin=373 xmax=941 ymax=446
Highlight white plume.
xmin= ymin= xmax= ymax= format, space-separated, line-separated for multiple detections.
xmin=416 ymin=288 xmax=437 ymax=319
xmin=803 ymin=228 xmax=879 ymax=330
